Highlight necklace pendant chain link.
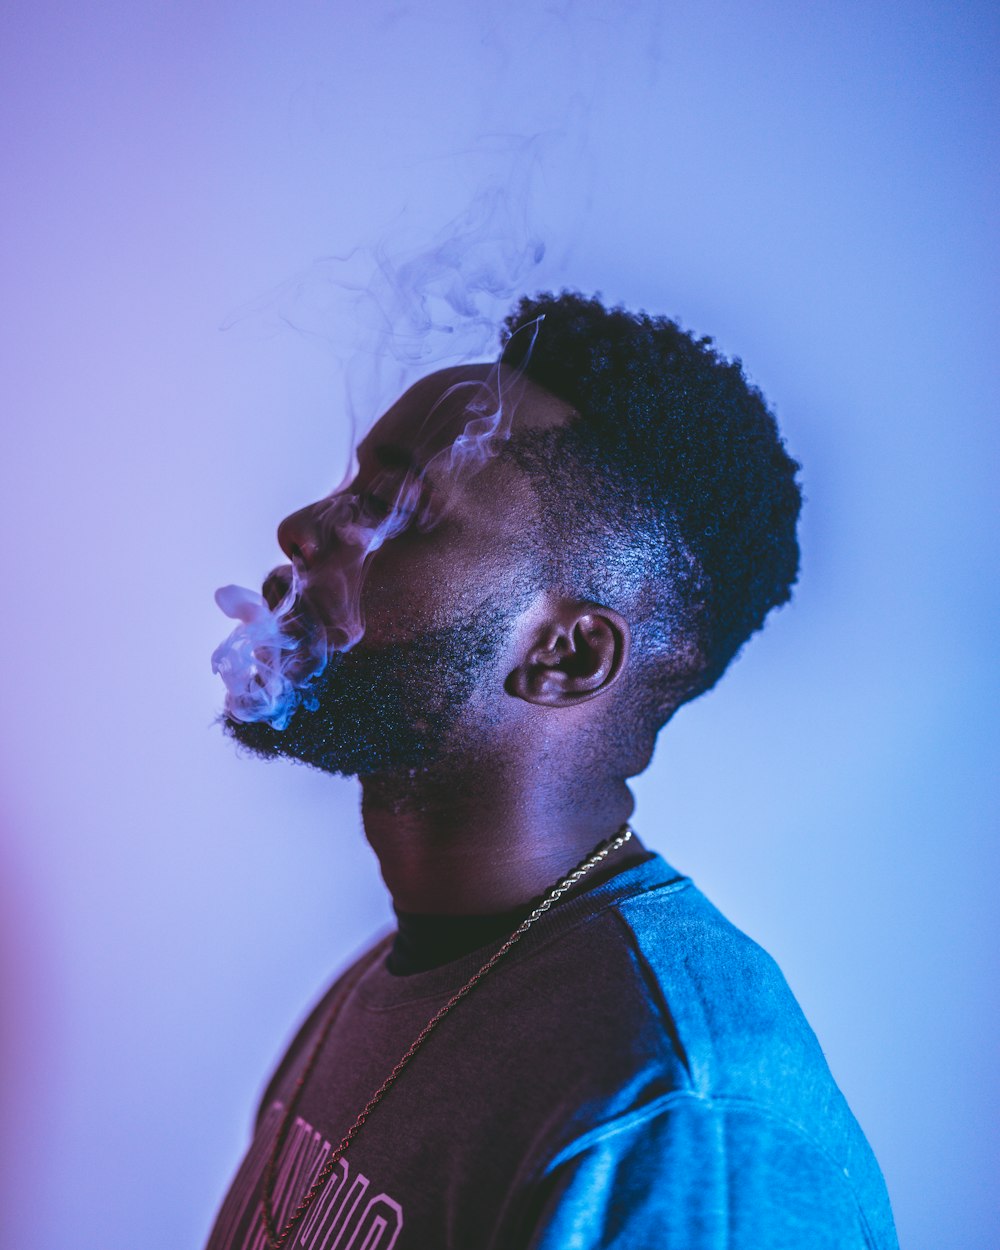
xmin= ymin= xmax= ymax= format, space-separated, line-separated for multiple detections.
xmin=261 ymin=822 xmax=634 ymax=1250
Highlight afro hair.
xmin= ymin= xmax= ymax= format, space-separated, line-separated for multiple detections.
xmin=498 ymin=290 xmax=804 ymax=731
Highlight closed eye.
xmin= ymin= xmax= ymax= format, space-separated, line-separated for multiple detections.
xmin=360 ymin=488 xmax=422 ymax=529
xmin=361 ymin=492 xmax=393 ymax=519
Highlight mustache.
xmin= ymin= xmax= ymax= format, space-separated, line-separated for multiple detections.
xmin=262 ymin=564 xmax=293 ymax=612
xmin=266 ymin=585 xmax=326 ymax=663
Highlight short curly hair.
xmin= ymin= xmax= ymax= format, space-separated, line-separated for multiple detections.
xmin=498 ymin=290 xmax=804 ymax=732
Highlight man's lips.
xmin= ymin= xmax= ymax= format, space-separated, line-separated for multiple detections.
xmin=261 ymin=566 xmax=324 ymax=651
xmin=261 ymin=563 xmax=348 ymax=655
xmin=262 ymin=565 xmax=293 ymax=612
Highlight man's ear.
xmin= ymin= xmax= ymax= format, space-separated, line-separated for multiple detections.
xmin=505 ymin=601 xmax=630 ymax=707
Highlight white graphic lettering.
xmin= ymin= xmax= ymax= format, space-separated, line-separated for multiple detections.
xmin=205 ymin=1102 xmax=404 ymax=1250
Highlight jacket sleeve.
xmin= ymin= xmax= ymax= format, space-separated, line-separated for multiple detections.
xmin=521 ymin=1093 xmax=890 ymax=1250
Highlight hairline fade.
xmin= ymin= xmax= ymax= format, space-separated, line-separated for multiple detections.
xmin=496 ymin=289 xmax=804 ymax=734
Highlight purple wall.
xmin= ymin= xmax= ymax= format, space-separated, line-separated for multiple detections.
xmin=1 ymin=2 xmax=996 ymax=1246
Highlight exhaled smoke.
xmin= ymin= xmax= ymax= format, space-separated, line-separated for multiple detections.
xmin=211 ymin=574 xmax=323 ymax=731
xmin=211 ymin=147 xmax=549 ymax=731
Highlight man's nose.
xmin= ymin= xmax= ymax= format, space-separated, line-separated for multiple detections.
xmin=277 ymin=503 xmax=322 ymax=568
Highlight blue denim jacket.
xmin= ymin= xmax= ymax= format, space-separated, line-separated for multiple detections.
xmin=523 ymin=867 xmax=899 ymax=1248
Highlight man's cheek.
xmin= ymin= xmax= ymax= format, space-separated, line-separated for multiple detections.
xmin=360 ymin=577 xmax=442 ymax=645
xmin=363 ymin=545 xmax=469 ymax=625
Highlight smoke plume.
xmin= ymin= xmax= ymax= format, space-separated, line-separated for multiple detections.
xmin=211 ymin=143 xmax=549 ymax=730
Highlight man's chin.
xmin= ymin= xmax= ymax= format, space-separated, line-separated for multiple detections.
xmin=216 ymin=704 xmax=441 ymax=779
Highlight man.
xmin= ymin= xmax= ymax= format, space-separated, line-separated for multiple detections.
xmin=205 ymin=292 xmax=898 ymax=1248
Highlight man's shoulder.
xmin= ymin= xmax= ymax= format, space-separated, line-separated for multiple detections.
xmin=535 ymin=868 xmax=897 ymax=1245
xmin=616 ymin=874 xmax=816 ymax=1073
xmin=607 ymin=867 xmax=865 ymax=1155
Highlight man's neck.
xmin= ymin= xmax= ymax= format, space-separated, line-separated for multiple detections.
xmin=359 ymin=755 xmax=645 ymax=915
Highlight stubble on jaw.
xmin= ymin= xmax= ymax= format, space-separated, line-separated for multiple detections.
xmin=217 ymin=590 xmax=523 ymax=782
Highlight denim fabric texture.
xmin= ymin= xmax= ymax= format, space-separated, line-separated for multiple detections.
xmin=523 ymin=879 xmax=899 ymax=1248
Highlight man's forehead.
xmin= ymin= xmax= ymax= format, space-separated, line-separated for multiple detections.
xmin=356 ymin=363 xmax=576 ymax=469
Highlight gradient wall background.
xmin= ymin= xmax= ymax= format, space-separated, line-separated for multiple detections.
xmin=1 ymin=2 xmax=996 ymax=1247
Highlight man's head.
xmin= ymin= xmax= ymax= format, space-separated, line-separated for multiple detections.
xmin=216 ymin=291 xmax=802 ymax=782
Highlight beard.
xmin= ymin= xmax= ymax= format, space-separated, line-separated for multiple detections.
xmin=216 ymin=593 xmax=518 ymax=779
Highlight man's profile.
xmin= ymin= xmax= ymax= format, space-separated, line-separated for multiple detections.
xmin=204 ymin=292 xmax=898 ymax=1248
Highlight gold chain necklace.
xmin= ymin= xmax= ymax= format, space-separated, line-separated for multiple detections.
xmin=260 ymin=823 xmax=635 ymax=1249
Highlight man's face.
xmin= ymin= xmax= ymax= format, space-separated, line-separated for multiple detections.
xmin=217 ymin=365 xmax=574 ymax=777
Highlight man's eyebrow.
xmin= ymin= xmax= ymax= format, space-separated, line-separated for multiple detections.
xmin=357 ymin=443 xmax=417 ymax=473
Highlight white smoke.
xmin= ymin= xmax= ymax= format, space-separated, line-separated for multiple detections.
xmin=211 ymin=141 xmax=550 ymax=729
